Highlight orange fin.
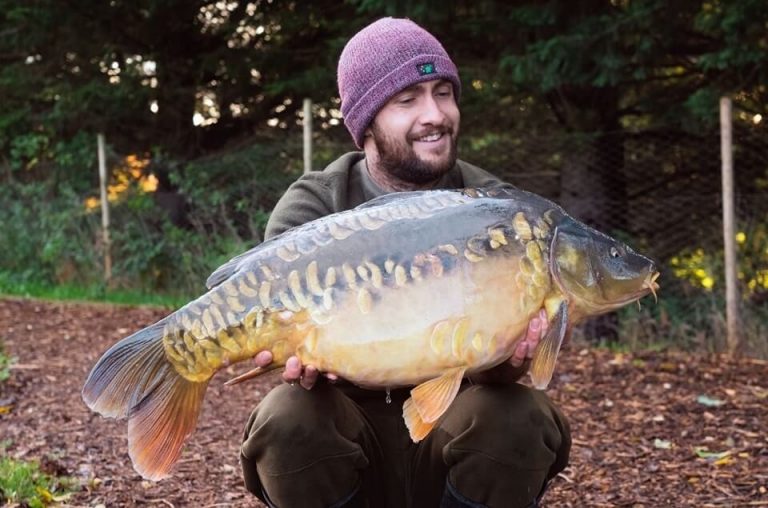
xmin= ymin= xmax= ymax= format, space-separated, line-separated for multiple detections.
xmin=410 ymin=367 xmax=466 ymax=424
xmin=529 ymin=300 xmax=568 ymax=390
xmin=82 ymin=320 xmax=209 ymax=480
xmin=403 ymin=397 xmax=436 ymax=442
xmin=127 ymin=373 xmax=208 ymax=480
xmin=224 ymin=364 xmax=281 ymax=386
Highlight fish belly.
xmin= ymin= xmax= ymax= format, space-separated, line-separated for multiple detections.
xmin=298 ymin=256 xmax=542 ymax=387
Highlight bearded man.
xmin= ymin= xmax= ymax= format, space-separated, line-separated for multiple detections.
xmin=240 ymin=17 xmax=571 ymax=508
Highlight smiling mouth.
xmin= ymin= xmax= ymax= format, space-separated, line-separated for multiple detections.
xmin=414 ymin=132 xmax=445 ymax=143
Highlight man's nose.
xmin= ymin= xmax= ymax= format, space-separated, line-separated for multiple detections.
xmin=419 ymin=95 xmax=447 ymax=125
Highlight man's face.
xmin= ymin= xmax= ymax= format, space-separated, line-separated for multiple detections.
xmin=367 ymin=79 xmax=460 ymax=185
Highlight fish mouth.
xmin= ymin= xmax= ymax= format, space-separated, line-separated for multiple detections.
xmin=642 ymin=271 xmax=661 ymax=303
xmin=611 ymin=269 xmax=661 ymax=308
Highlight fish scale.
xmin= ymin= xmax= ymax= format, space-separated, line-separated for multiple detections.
xmin=83 ymin=187 xmax=659 ymax=481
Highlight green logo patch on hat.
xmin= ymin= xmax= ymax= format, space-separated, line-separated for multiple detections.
xmin=417 ymin=62 xmax=436 ymax=75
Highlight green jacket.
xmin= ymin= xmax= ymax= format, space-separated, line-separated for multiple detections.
xmin=265 ymin=152 xmax=511 ymax=239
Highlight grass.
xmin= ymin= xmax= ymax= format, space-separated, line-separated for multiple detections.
xmin=0 ymin=456 xmax=75 ymax=507
xmin=0 ymin=346 xmax=11 ymax=383
xmin=0 ymin=277 xmax=188 ymax=309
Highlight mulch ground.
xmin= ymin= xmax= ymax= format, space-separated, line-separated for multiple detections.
xmin=0 ymin=296 xmax=766 ymax=507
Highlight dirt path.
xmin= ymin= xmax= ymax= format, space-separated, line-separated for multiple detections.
xmin=0 ymin=297 xmax=766 ymax=507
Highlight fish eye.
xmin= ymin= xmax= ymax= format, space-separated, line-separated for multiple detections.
xmin=610 ymin=246 xmax=621 ymax=258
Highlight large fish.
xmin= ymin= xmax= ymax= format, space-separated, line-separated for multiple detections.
xmin=82 ymin=187 xmax=659 ymax=481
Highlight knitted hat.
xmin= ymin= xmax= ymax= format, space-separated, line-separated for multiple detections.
xmin=337 ymin=18 xmax=461 ymax=148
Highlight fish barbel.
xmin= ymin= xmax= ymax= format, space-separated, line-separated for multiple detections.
xmin=82 ymin=187 xmax=659 ymax=480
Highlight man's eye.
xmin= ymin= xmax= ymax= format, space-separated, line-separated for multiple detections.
xmin=398 ymin=97 xmax=414 ymax=104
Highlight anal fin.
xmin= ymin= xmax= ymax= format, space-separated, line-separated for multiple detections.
xmin=529 ymin=300 xmax=568 ymax=390
xmin=402 ymin=367 xmax=466 ymax=442
xmin=403 ymin=397 xmax=435 ymax=442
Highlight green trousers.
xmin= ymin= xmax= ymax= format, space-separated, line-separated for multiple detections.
xmin=240 ymin=381 xmax=570 ymax=508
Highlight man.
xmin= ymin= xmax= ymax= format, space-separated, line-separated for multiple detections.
xmin=240 ymin=18 xmax=571 ymax=508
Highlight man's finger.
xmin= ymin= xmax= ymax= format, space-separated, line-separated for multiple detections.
xmin=509 ymin=342 xmax=528 ymax=367
xmin=254 ymin=350 xmax=273 ymax=368
xmin=301 ymin=365 xmax=319 ymax=390
xmin=282 ymin=356 xmax=302 ymax=383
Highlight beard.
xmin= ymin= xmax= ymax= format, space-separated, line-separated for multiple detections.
xmin=370 ymin=122 xmax=458 ymax=186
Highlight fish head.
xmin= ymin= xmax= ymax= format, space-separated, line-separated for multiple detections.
xmin=549 ymin=220 xmax=660 ymax=317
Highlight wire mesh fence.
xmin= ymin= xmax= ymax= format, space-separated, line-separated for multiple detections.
xmin=482 ymin=121 xmax=768 ymax=356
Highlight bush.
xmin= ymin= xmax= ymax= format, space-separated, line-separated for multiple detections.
xmin=0 ymin=181 xmax=100 ymax=289
xmin=0 ymin=138 xmax=304 ymax=300
xmin=0 ymin=456 xmax=73 ymax=507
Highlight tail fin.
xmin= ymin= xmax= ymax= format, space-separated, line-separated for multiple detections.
xmin=82 ymin=320 xmax=209 ymax=481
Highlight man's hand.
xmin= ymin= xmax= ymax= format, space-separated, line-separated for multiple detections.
xmin=252 ymin=351 xmax=336 ymax=390
xmin=509 ymin=308 xmax=548 ymax=367
xmin=469 ymin=308 xmax=549 ymax=384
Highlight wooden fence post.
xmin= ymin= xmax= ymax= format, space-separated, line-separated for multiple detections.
xmin=303 ymin=98 xmax=313 ymax=174
xmin=97 ymin=133 xmax=112 ymax=287
xmin=720 ymin=97 xmax=743 ymax=356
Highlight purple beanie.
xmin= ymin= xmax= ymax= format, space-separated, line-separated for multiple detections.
xmin=337 ymin=17 xmax=461 ymax=148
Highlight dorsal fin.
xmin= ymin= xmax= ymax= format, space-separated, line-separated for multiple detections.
xmin=205 ymin=230 xmax=296 ymax=289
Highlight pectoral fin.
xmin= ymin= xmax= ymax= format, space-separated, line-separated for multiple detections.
xmin=403 ymin=367 xmax=466 ymax=442
xmin=224 ymin=364 xmax=282 ymax=386
xmin=529 ymin=300 xmax=568 ymax=390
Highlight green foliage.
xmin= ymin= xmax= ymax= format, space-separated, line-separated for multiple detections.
xmin=670 ymin=219 xmax=768 ymax=299
xmin=0 ymin=456 xmax=73 ymax=507
xmin=9 ymin=132 xmax=50 ymax=171
xmin=0 ymin=343 xmax=12 ymax=383
xmin=0 ymin=137 xmax=303 ymax=301
xmin=0 ymin=181 xmax=100 ymax=288
xmin=174 ymin=137 xmax=302 ymax=244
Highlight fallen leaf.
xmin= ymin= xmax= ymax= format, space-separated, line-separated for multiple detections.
xmin=653 ymin=438 xmax=672 ymax=449
xmin=35 ymin=486 xmax=53 ymax=503
xmin=609 ymin=353 xmax=626 ymax=365
xmin=693 ymin=447 xmax=731 ymax=461
xmin=659 ymin=362 xmax=677 ymax=372
xmin=713 ymin=455 xmax=734 ymax=466
xmin=696 ymin=395 xmax=725 ymax=407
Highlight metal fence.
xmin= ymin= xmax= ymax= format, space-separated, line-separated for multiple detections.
xmin=480 ymin=118 xmax=768 ymax=356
